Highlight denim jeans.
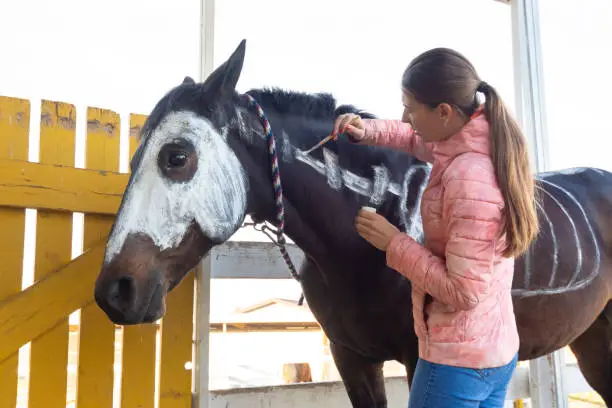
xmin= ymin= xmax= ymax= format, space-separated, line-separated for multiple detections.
xmin=408 ymin=353 xmax=518 ymax=408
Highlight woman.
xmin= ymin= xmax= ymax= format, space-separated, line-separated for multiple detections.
xmin=333 ymin=48 xmax=539 ymax=407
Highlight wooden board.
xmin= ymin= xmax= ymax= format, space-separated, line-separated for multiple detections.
xmin=76 ymin=107 xmax=121 ymax=408
xmin=28 ymin=100 xmax=75 ymax=408
xmin=120 ymin=113 xmax=158 ymax=408
xmin=159 ymin=274 xmax=195 ymax=408
xmin=0 ymin=158 xmax=127 ymax=214
xmin=0 ymin=95 xmax=30 ymax=408
xmin=211 ymin=241 xmax=305 ymax=279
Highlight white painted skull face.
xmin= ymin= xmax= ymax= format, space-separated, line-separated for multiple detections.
xmin=95 ymin=39 xmax=250 ymax=325
xmin=104 ymin=110 xmax=248 ymax=263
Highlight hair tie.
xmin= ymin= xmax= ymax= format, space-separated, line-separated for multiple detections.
xmin=477 ymin=81 xmax=490 ymax=93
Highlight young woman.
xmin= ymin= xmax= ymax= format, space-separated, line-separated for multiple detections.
xmin=333 ymin=48 xmax=539 ymax=407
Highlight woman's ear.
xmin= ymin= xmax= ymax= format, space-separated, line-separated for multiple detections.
xmin=438 ymin=102 xmax=453 ymax=126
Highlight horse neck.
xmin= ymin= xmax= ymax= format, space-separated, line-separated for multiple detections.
xmin=244 ymin=108 xmax=428 ymax=265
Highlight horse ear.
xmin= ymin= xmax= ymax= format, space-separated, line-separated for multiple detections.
xmin=183 ymin=76 xmax=196 ymax=85
xmin=201 ymin=39 xmax=246 ymax=96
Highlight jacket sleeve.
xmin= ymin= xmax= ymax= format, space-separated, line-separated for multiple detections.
xmin=385 ymin=157 xmax=504 ymax=310
xmin=352 ymin=119 xmax=434 ymax=163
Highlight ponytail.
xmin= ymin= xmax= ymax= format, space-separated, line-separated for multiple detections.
xmin=479 ymin=82 xmax=540 ymax=257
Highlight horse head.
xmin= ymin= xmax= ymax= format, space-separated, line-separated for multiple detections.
xmin=95 ymin=40 xmax=256 ymax=324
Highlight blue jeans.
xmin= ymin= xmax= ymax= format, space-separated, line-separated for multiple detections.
xmin=408 ymin=353 xmax=518 ymax=408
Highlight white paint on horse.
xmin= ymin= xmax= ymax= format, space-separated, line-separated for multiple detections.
xmin=323 ymin=148 xmax=342 ymax=190
xmin=295 ymin=149 xmax=394 ymax=198
xmin=523 ymin=200 xmax=558 ymax=288
xmin=512 ymin=177 xmax=601 ymax=297
xmin=235 ymin=108 xmax=251 ymax=141
xmin=370 ymin=166 xmax=390 ymax=206
xmin=294 ymin=148 xmax=428 ymax=241
xmin=400 ymin=166 xmax=429 ymax=242
xmin=105 ymin=111 xmax=248 ymax=263
xmin=540 ymin=178 xmax=601 ymax=287
xmin=281 ymin=131 xmax=295 ymax=163
xmin=518 ymin=184 xmax=579 ymax=294
xmin=538 ymin=200 xmax=559 ymax=287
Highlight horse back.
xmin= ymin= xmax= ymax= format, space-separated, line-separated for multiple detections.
xmin=512 ymin=167 xmax=612 ymax=297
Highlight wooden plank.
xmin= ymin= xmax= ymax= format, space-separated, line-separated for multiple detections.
xmin=119 ymin=112 xmax=157 ymax=408
xmin=129 ymin=113 xmax=146 ymax=156
xmin=76 ymin=107 xmax=121 ymax=408
xmin=28 ymin=100 xmax=76 ymax=408
xmin=529 ymin=352 xmax=568 ymax=408
xmin=211 ymin=241 xmax=305 ymax=279
xmin=159 ymin=273 xmax=195 ymax=408
xmin=0 ymin=244 xmax=105 ymax=364
xmin=120 ymin=324 xmax=157 ymax=408
xmin=209 ymin=369 xmax=531 ymax=408
xmin=0 ymin=95 xmax=30 ymax=408
xmin=194 ymin=257 xmax=212 ymax=408
xmin=0 ymin=158 xmax=128 ymax=214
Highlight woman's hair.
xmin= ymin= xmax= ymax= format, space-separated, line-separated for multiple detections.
xmin=402 ymin=48 xmax=539 ymax=257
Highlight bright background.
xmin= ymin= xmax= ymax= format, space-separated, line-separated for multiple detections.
xmin=1 ymin=0 xmax=610 ymax=398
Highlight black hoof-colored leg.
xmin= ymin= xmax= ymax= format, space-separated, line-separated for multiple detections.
xmin=330 ymin=341 xmax=388 ymax=408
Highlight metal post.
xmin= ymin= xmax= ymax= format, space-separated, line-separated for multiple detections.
xmin=193 ymin=255 xmax=212 ymax=408
xmin=511 ymin=0 xmax=550 ymax=172
xmin=198 ymin=0 xmax=215 ymax=81
xmin=511 ymin=0 xmax=566 ymax=407
xmin=193 ymin=2 xmax=215 ymax=406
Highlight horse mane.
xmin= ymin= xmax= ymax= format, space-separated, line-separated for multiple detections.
xmin=246 ymin=87 xmax=377 ymax=120
xmin=139 ymin=84 xmax=377 ymax=145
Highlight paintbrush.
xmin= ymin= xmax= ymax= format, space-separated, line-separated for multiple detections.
xmin=302 ymin=133 xmax=337 ymax=155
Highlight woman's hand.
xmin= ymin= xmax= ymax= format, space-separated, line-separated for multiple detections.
xmin=355 ymin=209 xmax=401 ymax=251
xmin=333 ymin=113 xmax=366 ymax=141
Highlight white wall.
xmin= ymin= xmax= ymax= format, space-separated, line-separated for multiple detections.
xmin=538 ymin=0 xmax=612 ymax=172
xmin=215 ymin=0 xmax=515 ymax=120
xmin=0 ymin=0 xmax=200 ymax=114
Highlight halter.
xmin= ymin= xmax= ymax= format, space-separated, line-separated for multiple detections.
xmin=243 ymin=94 xmax=304 ymax=306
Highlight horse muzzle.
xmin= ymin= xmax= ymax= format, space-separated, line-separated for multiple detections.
xmin=95 ymin=234 xmax=167 ymax=325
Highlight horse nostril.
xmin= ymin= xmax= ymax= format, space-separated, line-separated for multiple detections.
xmin=108 ymin=276 xmax=136 ymax=312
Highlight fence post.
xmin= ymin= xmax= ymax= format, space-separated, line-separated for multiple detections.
xmin=198 ymin=0 xmax=215 ymax=81
xmin=528 ymin=351 xmax=567 ymax=408
xmin=194 ymin=255 xmax=212 ymax=408
xmin=510 ymin=0 xmax=567 ymax=407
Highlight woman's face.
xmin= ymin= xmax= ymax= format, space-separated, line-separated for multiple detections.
xmin=401 ymin=91 xmax=459 ymax=142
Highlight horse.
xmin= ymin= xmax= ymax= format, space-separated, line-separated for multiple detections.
xmin=94 ymin=40 xmax=612 ymax=407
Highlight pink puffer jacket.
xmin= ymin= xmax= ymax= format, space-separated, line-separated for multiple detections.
xmin=359 ymin=112 xmax=519 ymax=369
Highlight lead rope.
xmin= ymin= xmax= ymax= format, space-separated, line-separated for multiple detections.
xmin=244 ymin=94 xmax=305 ymax=306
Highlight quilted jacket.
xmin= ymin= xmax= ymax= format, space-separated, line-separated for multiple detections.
xmin=358 ymin=112 xmax=520 ymax=368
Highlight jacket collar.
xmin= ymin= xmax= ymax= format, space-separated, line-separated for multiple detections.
xmin=432 ymin=106 xmax=490 ymax=160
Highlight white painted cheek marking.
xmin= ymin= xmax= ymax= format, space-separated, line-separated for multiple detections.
xmin=105 ymin=111 xmax=248 ymax=263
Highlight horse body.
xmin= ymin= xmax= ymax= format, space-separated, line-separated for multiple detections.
xmin=94 ymin=41 xmax=612 ymax=406
xmin=513 ymin=169 xmax=612 ymax=360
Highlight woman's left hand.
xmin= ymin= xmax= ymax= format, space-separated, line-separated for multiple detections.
xmin=355 ymin=209 xmax=401 ymax=251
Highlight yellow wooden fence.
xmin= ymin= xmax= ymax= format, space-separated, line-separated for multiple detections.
xmin=0 ymin=95 xmax=195 ymax=408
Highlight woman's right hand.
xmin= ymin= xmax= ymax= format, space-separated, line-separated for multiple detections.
xmin=333 ymin=113 xmax=366 ymax=141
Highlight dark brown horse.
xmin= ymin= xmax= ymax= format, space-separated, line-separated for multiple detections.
xmin=94 ymin=41 xmax=612 ymax=406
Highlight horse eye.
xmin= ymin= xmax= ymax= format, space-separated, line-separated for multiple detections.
xmin=167 ymin=151 xmax=187 ymax=168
